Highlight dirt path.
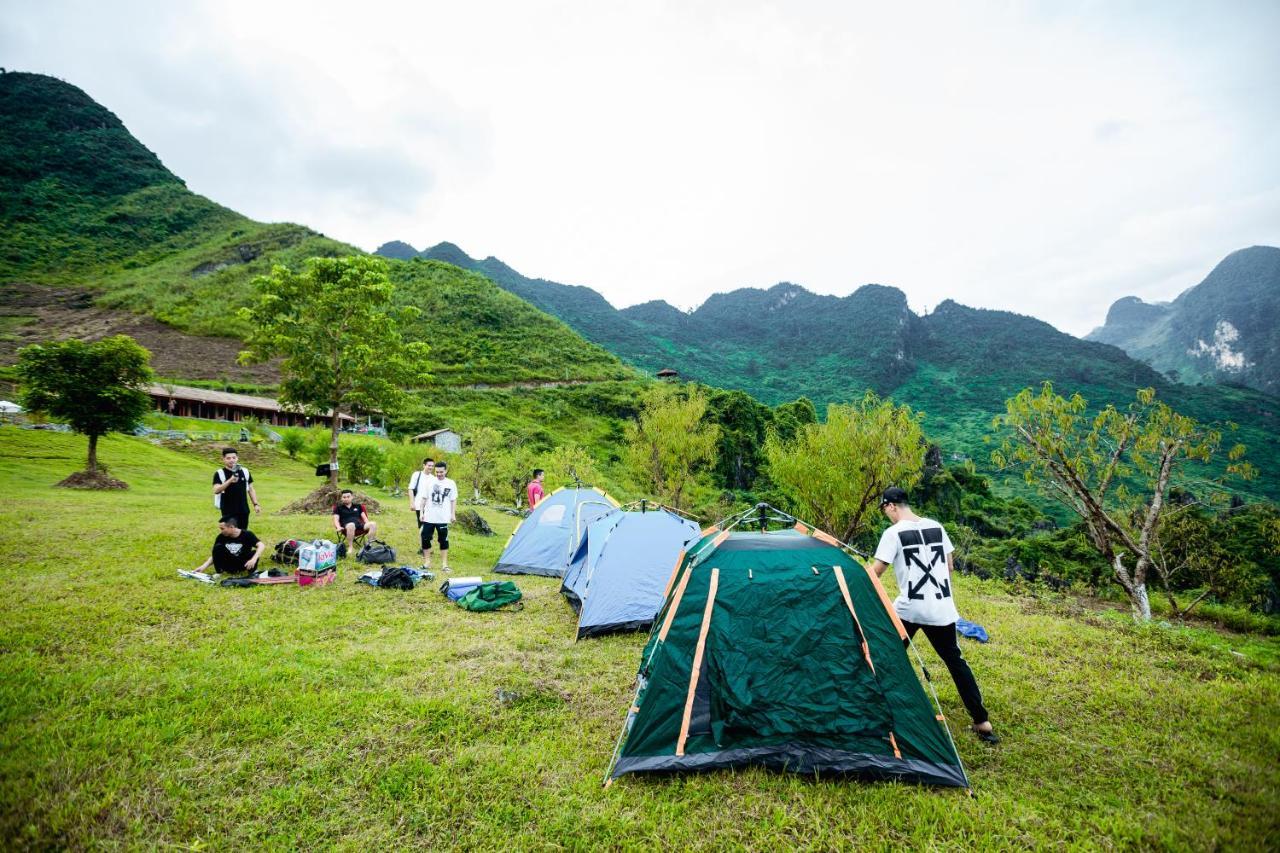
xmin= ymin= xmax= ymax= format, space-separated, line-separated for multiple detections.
xmin=0 ymin=282 xmax=280 ymax=384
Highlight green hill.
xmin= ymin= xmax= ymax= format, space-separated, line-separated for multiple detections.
xmin=1087 ymin=246 xmax=1280 ymax=396
xmin=0 ymin=71 xmax=632 ymax=388
xmin=377 ymin=241 xmax=1280 ymax=501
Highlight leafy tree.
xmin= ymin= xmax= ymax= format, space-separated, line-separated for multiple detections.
xmin=624 ymin=384 xmax=719 ymax=510
xmin=764 ymin=391 xmax=924 ymax=543
xmin=381 ymin=441 xmax=422 ymax=496
xmin=238 ymin=256 xmax=431 ymax=488
xmin=498 ymin=442 xmax=539 ymax=508
xmin=1151 ymin=506 xmax=1235 ymax=616
xmin=16 ymin=335 xmax=153 ymax=481
xmin=338 ymin=440 xmax=385 ymax=485
xmin=279 ymin=427 xmax=306 ymax=459
xmin=544 ymin=442 xmax=601 ymax=490
xmin=772 ymin=396 xmax=818 ymax=443
xmin=705 ymin=389 xmax=770 ymax=491
xmin=464 ymin=426 xmax=506 ymax=501
xmin=990 ymin=383 xmax=1254 ymax=620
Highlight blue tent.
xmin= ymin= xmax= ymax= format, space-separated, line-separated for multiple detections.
xmin=561 ymin=507 xmax=701 ymax=639
xmin=493 ymin=487 xmax=618 ymax=577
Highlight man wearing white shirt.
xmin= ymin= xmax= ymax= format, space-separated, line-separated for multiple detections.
xmin=869 ymin=486 xmax=999 ymax=744
xmin=419 ymin=460 xmax=457 ymax=573
xmin=408 ymin=458 xmax=435 ymax=528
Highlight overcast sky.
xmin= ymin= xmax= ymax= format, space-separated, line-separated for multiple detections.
xmin=4 ymin=1 xmax=1278 ymax=335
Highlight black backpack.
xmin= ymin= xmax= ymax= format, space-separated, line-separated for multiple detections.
xmin=377 ymin=565 xmax=416 ymax=590
xmin=272 ymin=539 xmax=302 ymax=565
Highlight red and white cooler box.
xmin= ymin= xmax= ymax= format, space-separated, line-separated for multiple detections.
xmin=297 ymin=539 xmax=338 ymax=586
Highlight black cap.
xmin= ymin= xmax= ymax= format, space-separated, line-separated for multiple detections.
xmin=879 ymin=486 xmax=909 ymax=508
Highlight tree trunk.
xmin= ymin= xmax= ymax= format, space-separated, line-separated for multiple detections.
xmin=86 ymin=432 xmax=99 ymax=473
xmin=1112 ymin=552 xmax=1152 ymax=622
xmin=1131 ymin=583 xmax=1152 ymax=621
xmin=329 ymin=411 xmax=340 ymax=488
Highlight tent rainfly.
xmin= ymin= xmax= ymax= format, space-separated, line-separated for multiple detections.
xmin=561 ymin=506 xmax=701 ymax=639
xmin=606 ymin=518 xmax=969 ymax=789
xmin=493 ymin=486 xmax=619 ymax=577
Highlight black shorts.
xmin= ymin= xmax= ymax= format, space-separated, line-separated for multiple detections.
xmin=338 ymin=524 xmax=370 ymax=537
xmin=420 ymin=522 xmax=449 ymax=550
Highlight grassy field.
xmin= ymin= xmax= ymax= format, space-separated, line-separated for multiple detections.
xmin=1 ymin=428 xmax=1277 ymax=850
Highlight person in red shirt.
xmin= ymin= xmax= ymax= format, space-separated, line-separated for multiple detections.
xmin=526 ymin=468 xmax=545 ymax=509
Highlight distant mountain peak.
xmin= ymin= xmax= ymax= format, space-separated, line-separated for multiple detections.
xmin=1085 ymin=245 xmax=1280 ymax=395
xmin=374 ymin=240 xmax=418 ymax=260
xmin=420 ymin=241 xmax=476 ymax=267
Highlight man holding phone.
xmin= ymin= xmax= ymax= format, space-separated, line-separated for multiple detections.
xmin=213 ymin=447 xmax=261 ymax=530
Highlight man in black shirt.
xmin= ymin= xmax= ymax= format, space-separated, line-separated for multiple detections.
xmin=193 ymin=517 xmax=265 ymax=577
xmin=212 ymin=448 xmax=260 ymax=530
xmin=332 ymin=489 xmax=378 ymax=557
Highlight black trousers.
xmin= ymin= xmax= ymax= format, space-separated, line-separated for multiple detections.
xmin=902 ymin=620 xmax=990 ymax=725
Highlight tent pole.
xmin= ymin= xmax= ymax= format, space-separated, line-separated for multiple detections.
xmin=906 ymin=635 xmax=973 ymax=791
xmin=603 ymin=685 xmax=641 ymax=786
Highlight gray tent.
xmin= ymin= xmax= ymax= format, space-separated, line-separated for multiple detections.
xmin=561 ymin=507 xmax=701 ymax=639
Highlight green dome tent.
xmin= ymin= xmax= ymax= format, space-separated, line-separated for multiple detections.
xmin=606 ymin=507 xmax=970 ymax=789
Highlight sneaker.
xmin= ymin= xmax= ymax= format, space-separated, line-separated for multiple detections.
xmin=972 ymin=725 xmax=1000 ymax=745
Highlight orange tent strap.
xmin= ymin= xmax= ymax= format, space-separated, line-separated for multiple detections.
xmin=658 ymin=560 xmax=696 ymax=644
xmin=833 ymin=566 xmax=875 ymax=673
xmin=812 ymin=529 xmax=841 ymax=547
xmin=862 ymin=561 xmax=908 ymax=640
xmin=677 ymin=567 xmax=719 ymax=757
xmin=661 ymin=549 xmax=687 ymax=599
xmin=889 ymin=732 xmax=902 ymax=759
xmin=793 ymin=522 xmax=810 ymax=534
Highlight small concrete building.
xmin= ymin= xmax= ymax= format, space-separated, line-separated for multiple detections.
xmin=410 ymin=428 xmax=462 ymax=453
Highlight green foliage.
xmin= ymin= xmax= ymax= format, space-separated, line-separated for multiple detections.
xmin=278 ymin=427 xmax=306 ymax=459
xmin=337 ymin=440 xmax=386 ymax=485
xmin=624 ymin=384 xmax=720 ymax=509
xmin=704 ymin=388 xmax=770 ymax=491
xmin=497 ymin=442 xmax=540 ymax=508
xmin=380 ymin=441 xmax=423 ymax=495
xmin=239 ymin=256 xmax=432 ymax=483
xmin=766 ymin=392 xmax=924 ymax=543
xmin=542 ymin=442 xmax=601 ymax=491
xmin=991 ymin=382 xmax=1256 ymax=619
xmin=1153 ymin=503 xmax=1280 ymax=614
xmin=461 ymin=425 xmax=505 ymax=501
xmin=391 ymin=259 xmax=631 ymax=386
xmin=302 ymin=427 xmax=333 ymax=466
xmin=15 ymin=334 xmax=153 ymax=472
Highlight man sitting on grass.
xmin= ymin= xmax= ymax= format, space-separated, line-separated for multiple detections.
xmin=333 ymin=489 xmax=377 ymax=557
xmin=193 ymin=517 xmax=265 ymax=577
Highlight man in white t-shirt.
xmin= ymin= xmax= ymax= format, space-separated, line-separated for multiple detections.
xmin=419 ymin=460 xmax=457 ymax=572
xmin=408 ymin=458 xmax=435 ymax=529
xmin=869 ymin=486 xmax=999 ymax=744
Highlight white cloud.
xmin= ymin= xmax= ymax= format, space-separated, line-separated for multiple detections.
xmin=3 ymin=0 xmax=1278 ymax=335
